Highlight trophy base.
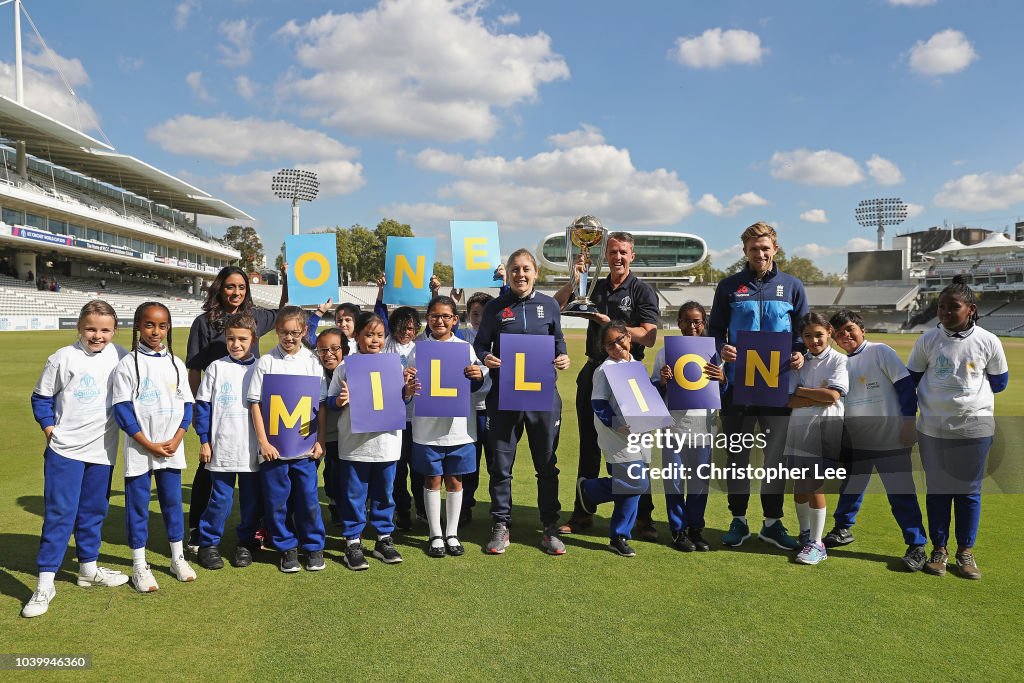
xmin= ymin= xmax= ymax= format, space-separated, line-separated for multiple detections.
xmin=562 ymin=301 xmax=601 ymax=318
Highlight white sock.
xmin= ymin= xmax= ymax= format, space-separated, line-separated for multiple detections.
xmin=810 ymin=507 xmax=827 ymax=544
xmin=132 ymin=547 xmax=147 ymax=567
xmin=763 ymin=517 xmax=779 ymax=528
xmin=734 ymin=515 xmax=747 ymax=526
xmin=169 ymin=540 xmax=185 ymax=562
xmin=445 ymin=490 xmax=463 ymax=542
xmin=347 ymin=537 xmax=361 ymax=547
xmin=795 ymin=503 xmax=811 ymax=534
xmin=37 ymin=571 xmax=56 ymax=593
xmin=424 ymin=488 xmax=443 ymax=548
xmin=79 ymin=560 xmax=97 ymax=576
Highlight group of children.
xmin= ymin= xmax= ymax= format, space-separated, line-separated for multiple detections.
xmin=21 ymin=275 xmax=1006 ymax=618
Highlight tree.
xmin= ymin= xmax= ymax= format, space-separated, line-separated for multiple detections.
xmin=274 ymin=241 xmax=285 ymax=272
xmin=433 ymin=261 xmax=454 ymax=285
xmin=221 ymin=225 xmax=264 ymax=272
xmin=332 ymin=225 xmax=380 ymax=283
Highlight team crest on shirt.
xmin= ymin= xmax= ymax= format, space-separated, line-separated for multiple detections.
xmin=619 ymin=296 xmax=632 ymax=314
xmin=934 ymin=354 xmax=954 ymax=378
xmin=73 ymin=374 xmax=101 ymax=404
xmin=500 ymin=307 xmax=515 ymax=320
xmin=537 ymin=305 xmax=544 ymax=318
xmin=776 ymin=284 xmax=784 ymax=297
xmin=215 ymin=382 xmax=236 ymax=407
xmin=736 ymin=285 xmax=749 ymax=295
xmin=137 ymin=377 xmax=161 ymax=405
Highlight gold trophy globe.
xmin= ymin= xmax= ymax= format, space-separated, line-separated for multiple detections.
xmin=561 ymin=215 xmax=607 ymax=317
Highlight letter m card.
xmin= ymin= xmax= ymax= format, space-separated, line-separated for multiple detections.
xmin=450 ymin=221 xmax=502 ymax=289
xmin=733 ymin=330 xmax=791 ymax=407
xmin=346 ymin=353 xmax=406 ymax=433
xmin=603 ymin=361 xmax=673 ymax=433
xmin=261 ymin=374 xmax=322 ymax=458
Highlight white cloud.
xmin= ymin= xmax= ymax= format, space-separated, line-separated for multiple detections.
xmin=906 ymin=202 xmax=925 ymax=218
xmin=799 ymin=209 xmax=828 ymax=224
xmin=387 ymin=127 xmax=692 ymax=246
xmin=147 ymin=115 xmax=360 ymax=165
xmin=909 ymin=29 xmax=977 ymax=75
xmin=218 ymin=19 xmax=256 ymax=68
xmin=697 ymin=191 xmax=770 ymax=217
xmin=235 ymin=75 xmax=257 ymax=100
xmin=888 ymin=0 xmax=937 ymax=6
xmin=707 ymin=243 xmax=742 ymax=264
xmin=0 ymin=51 xmax=100 ymax=132
xmin=670 ymin=28 xmax=766 ymax=69
xmin=185 ymin=70 xmax=214 ymax=103
xmin=934 ymin=162 xmax=1024 ymax=211
xmin=793 ymin=237 xmax=875 ymax=259
xmin=175 ymin=0 xmax=199 ymax=30
xmin=214 ymin=160 xmax=365 ymax=204
xmin=277 ymin=0 xmax=569 ymax=141
xmin=770 ymin=148 xmax=864 ymax=186
xmin=117 ymin=56 xmax=144 ymax=73
xmin=867 ymin=154 xmax=905 ymax=186
xmin=497 ymin=12 xmax=520 ymax=25
xmin=547 ymin=124 xmax=605 ymax=149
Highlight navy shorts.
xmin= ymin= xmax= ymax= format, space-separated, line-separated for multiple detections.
xmin=411 ymin=442 xmax=476 ymax=477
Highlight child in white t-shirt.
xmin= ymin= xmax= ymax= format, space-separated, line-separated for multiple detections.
xmin=112 ymin=302 xmax=197 ymax=592
xmin=22 ymin=301 xmax=130 ymax=618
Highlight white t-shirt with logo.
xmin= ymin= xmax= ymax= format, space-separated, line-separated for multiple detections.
xmin=328 ymin=356 xmax=402 ymax=462
xmin=197 ymin=356 xmax=259 ymax=472
xmin=907 ymin=325 xmax=1008 ymax=439
xmin=34 ymin=341 xmax=128 ymax=465
xmin=787 ymin=345 xmax=848 ymax=459
xmin=247 ymin=345 xmax=328 ymax=460
xmin=112 ymin=347 xmax=194 ymax=477
xmin=386 ymin=337 xmax=416 ymax=420
xmin=592 ymin=358 xmax=652 ymax=464
xmin=843 ymin=340 xmax=910 ymax=451
xmin=407 ymin=335 xmax=487 ymax=446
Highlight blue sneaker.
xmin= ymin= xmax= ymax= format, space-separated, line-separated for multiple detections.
xmin=796 ymin=541 xmax=828 ymax=565
xmin=721 ymin=518 xmax=751 ymax=547
xmin=759 ymin=520 xmax=800 ymax=550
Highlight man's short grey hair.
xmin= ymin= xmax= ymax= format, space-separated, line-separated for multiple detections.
xmin=606 ymin=231 xmax=634 ymax=247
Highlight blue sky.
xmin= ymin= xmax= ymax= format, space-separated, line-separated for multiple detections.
xmin=2 ymin=0 xmax=1023 ymax=274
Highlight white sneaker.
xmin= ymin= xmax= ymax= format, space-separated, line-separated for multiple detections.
xmin=170 ymin=557 xmax=197 ymax=582
xmin=21 ymin=587 xmax=55 ymax=618
xmin=131 ymin=564 xmax=159 ymax=593
xmin=77 ymin=566 xmax=129 ymax=588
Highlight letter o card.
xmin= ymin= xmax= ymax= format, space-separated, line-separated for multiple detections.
xmin=260 ymin=374 xmax=322 ymax=458
xmin=665 ymin=336 xmax=721 ymax=410
xmin=286 ymin=234 xmax=338 ymax=306
xmin=603 ymin=361 xmax=673 ymax=433
xmin=498 ymin=333 xmax=554 ymax=411
xmin=415 ymin=340 xmax=471 ymax=418
xmin=346 ymin=353 xmax=406 ymax=433
xmin=733 ymin=330 xmax=791 ymax=407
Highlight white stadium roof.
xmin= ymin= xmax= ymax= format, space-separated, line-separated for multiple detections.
xmin=0 ymin=96 xmax=252 ymax=221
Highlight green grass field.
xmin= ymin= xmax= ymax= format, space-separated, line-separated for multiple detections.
xmin=1 ymin=329 xmax=1022 ymax=681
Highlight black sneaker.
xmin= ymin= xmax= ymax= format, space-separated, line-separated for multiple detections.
xmin=343 ymin=541 xmax=370 ymax=571
xmin=279 ymin=548 xmax=300 ymax=573
xmin=373 ymin=536 xmax=404 ymax=564
xmin=688 ymin=527 xmax=711 ymax=552
xmin=233 ymin=544 xmax=253 ymax=568
xmin=902 ymin=544 xmax=927 ymax=572
xmin=305 ymin=550 xmax=326 ymax=571
xmin=395 ymin=510 xmax=412 ymax=531
xmin=822 ymin=526 xmax=855 ymax=548
xmin=197 ymin=545 xmax=224 ymax=570
xmin=671 ymin=531 xmax=695 ymax=552
xmin=186 ymin=528 xmax=201 ymax=554
xmin=609 ymin=535 xmax=636 ymax=557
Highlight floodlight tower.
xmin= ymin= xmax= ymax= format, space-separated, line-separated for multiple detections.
xmin=855 ymin=197 xmax=908 ymax=250
xmin=271 ymin=169 xmax=319 ymax=235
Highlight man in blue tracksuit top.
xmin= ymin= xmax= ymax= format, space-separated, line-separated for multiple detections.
xmin=709 ymin=222 xmax=808 ymax=551
xmin=474 ymin=249 xmax=571 ymax=555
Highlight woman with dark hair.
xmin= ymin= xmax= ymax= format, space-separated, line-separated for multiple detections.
xmin=184 ymin=265 xmax=287 ymax=548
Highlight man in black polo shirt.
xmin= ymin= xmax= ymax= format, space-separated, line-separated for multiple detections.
xmin=553 ymin=230 xmax=661 ymax=538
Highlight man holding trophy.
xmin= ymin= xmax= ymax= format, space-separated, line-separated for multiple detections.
xmin=553 ymin=216 xmax=661 ymax=539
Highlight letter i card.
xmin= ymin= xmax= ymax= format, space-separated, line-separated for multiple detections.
xmin=498 ymin=333 xmax=554 ymax=411
xmin=346 ymin=353 xmax=407 ymax=433
xmin=603 ymin=361 xmax=673 ymax=433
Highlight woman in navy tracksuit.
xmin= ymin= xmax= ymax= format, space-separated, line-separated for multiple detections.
xmin=473 ymin=248 xmax=571 ymax=556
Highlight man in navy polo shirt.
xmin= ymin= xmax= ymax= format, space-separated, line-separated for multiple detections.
xmin=709 ymin=221 xmax=807 ymax=551
xmin=553 ymin=230 xmax=661 ymax=539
